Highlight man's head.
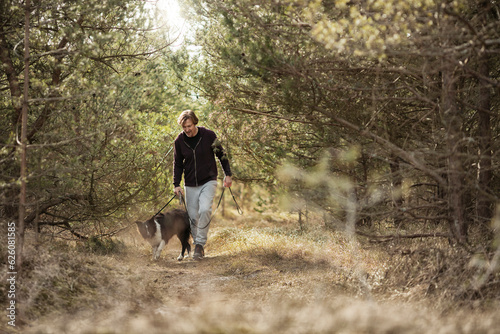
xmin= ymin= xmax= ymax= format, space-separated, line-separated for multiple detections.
xmin=177 ymin=110 xmax=198 ymax=126
xmin=178 ymin=110 xmax=199 ymax=137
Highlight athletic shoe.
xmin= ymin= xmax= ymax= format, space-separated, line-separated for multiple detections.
xmin=193 ymin=244 xmax=204 ymax=260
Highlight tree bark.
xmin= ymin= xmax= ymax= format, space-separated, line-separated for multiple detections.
xmin=476 ymin=2 xmax=494 ymax=236
xmin=442 ymin=64 xmax=467 ymax=244
xmin=17 ymin=0 xmax=30 ymax=272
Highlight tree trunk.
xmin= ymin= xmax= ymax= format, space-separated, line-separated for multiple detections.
xmin=442 ymin=65 xmax=467 ymax=244
xmin=389 ymin=155 xmax=404 ymax=227
xmin=16 ymin=0 xmax=31 ymax=272
xmin=476 ymin=2 xmax=494 ymax=238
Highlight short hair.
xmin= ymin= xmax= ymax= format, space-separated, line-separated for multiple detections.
xmin=177 ymin=110 xmax=199 ymax=126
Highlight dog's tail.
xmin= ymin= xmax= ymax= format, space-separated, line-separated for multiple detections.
xmin=183 ymin=211 xmax=191 ymax=232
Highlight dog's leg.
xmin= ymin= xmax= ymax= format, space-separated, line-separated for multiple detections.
xmin=177 ymin=240 xmax=186 ymax=261
xmin=178 ymin=230 xmax=191 ymax=261
xmin=152 ymin=245 xmax=158 ymax=260
xmin=155 ymin=240 xmax=166 ymax=260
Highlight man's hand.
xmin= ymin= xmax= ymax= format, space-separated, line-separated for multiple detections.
xmin=224 ymin=175 xmax=233 ymax=188
xmin=174 ymin=186 xmax=184 ymax=196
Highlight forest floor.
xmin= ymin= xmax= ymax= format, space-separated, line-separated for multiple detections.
xmin=3 ymin=210 xmax=500 ymax=334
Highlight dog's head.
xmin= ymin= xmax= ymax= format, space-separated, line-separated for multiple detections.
xmin=136 ymin=215 xmax=158 ymax=239
xmin=135 ymin=220 xmax=149 ymax=239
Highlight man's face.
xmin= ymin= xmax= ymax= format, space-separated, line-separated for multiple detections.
xmin=182 ymin=119 xmax=197 ymax=137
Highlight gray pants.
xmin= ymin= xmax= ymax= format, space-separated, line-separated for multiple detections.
xmin=185 ymin=180 xmax=218 ymax=246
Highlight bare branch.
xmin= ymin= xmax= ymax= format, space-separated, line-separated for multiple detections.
xmin=356 ymin=230 xmax=450 ymax=243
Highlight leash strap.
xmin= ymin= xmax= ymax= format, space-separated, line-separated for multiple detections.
xmin=153 ymin=194 xmax=177 ymax=217
xmin=228 ymin=186 xmax=243 ymax=215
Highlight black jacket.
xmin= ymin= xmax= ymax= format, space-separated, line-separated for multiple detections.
xmin=173 ymin=127 xmax=232 ymax=187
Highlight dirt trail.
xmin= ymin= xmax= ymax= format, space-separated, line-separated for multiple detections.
xmin=23 ymin=230 xmax=355 ymax=333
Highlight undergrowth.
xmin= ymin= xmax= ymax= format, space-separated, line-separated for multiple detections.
xmin=78 ymin=236 xmax=126 ymax=255
xmin=382 ymin=237 xmax=500 ymax=310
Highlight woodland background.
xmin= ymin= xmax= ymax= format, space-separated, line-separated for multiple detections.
xmin=1 ymin=0 xmax=499 ymax=332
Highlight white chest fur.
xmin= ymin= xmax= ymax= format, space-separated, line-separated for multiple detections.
xmin=146 ymin=220 xmax=163 ymax=246
xmin=146 ymin=220 xmax=166 ymax=260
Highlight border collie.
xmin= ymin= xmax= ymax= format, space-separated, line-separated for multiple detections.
xmin=136 ymin=209 xmax=191 ymax=261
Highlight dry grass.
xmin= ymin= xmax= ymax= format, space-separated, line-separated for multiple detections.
xmin=2 ymin=209 xmax=499 ymax=334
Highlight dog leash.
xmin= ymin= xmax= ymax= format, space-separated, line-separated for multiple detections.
xmin=227 ymin=186 xmax=243 ymax=215
xmin=153 ymin=194 xmax=178 ymax=217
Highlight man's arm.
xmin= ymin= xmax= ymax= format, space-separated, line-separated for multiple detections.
xmin=213 ymin=137 xmax=232 ymax=178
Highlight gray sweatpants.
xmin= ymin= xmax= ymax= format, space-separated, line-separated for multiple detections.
xmin=185 ymin=180 xmax=218 ymax=246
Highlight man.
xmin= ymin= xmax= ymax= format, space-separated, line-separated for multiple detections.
xmin=173 ymin=110 xmax=232 ymax=260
